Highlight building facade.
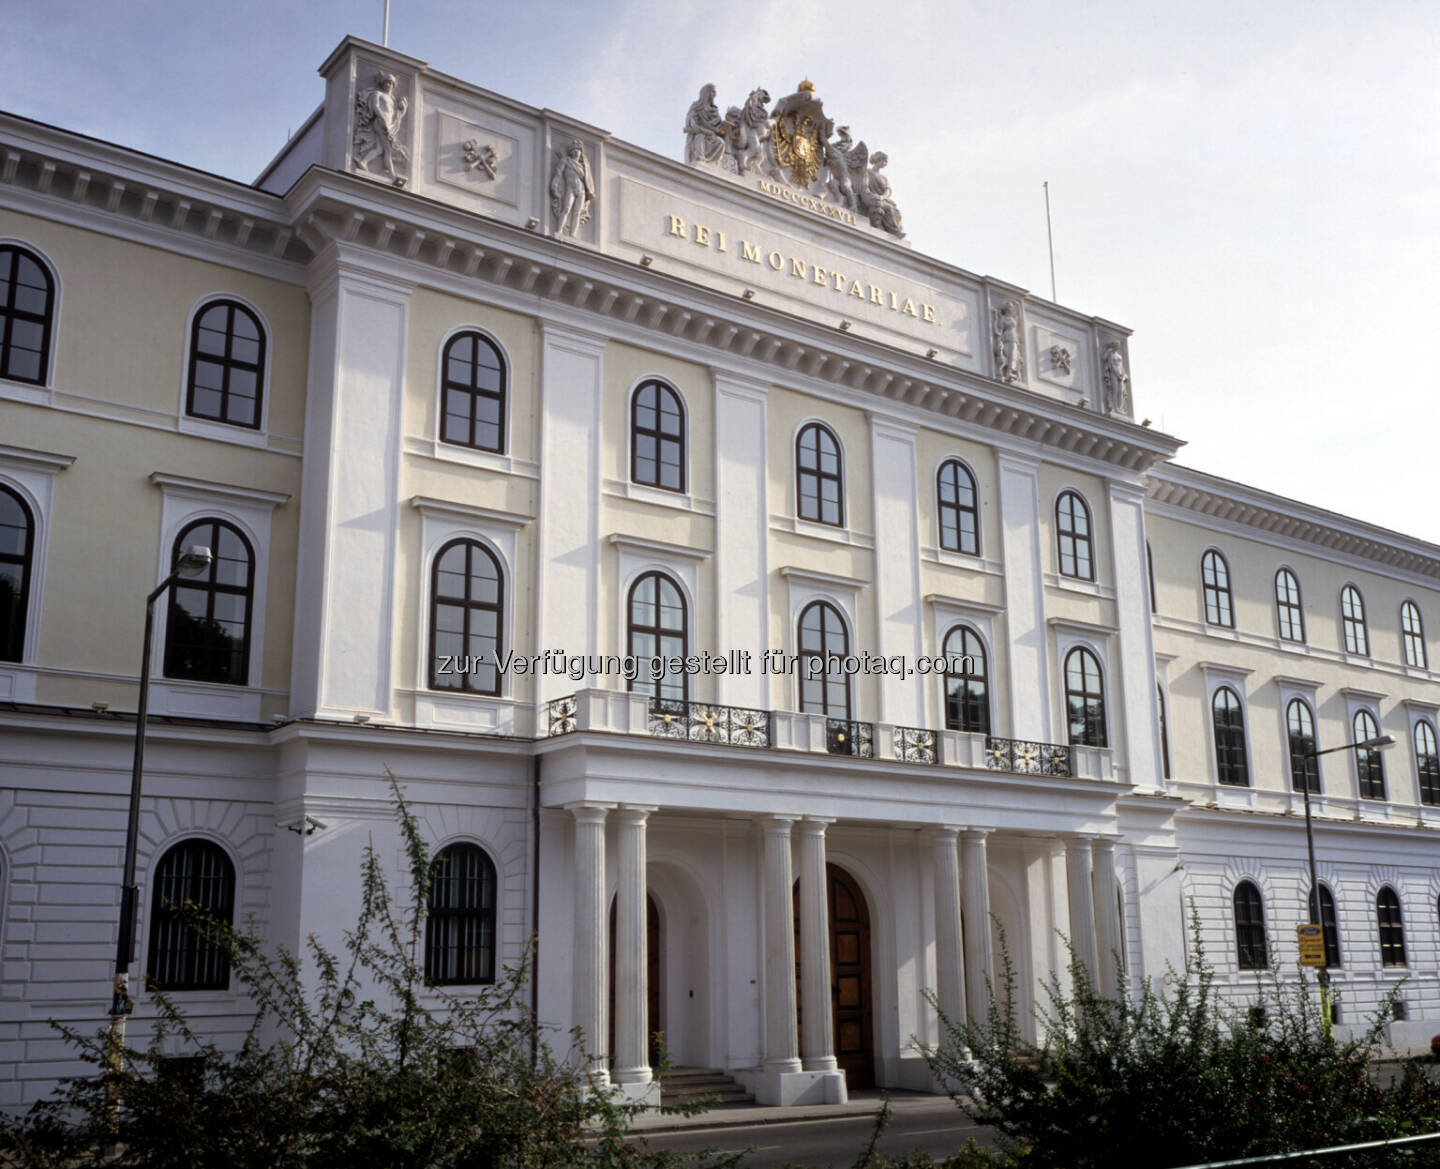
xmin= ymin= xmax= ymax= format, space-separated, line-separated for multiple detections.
xmin=2 ymin=37 xmax=1439 ymax=1110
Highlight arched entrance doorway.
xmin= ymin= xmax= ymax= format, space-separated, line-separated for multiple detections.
xmin=795 ymin=862 xmax=874 ymax=1088
xmin=609 ymin=893 xmax=661 ymax=1065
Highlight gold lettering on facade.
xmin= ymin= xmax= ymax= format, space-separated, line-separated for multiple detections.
xmin=767 ymin=250 xmax=784 ymax=270
xmin=849 ymin=280 xmax=865 ymax=299
xmin=791 ymin=258 xmax=807 ymax=279
xmin=668 ymin=215 xmax=686 ymax=237
xmin=870 ymin=285 xmax=883 ymax=305
xmin=813 ymin=266 xmax=827 ymax=286
xmin=832 ymin=272 xmax=846 ymax=291
xmin=717 ymin=230 xmax=727 ymax=252
xmin=694 ymin=224 xmax=710 ymax=246
xmin=922 ymin=304 xmax=935 ymax=323
xmin=740 ymin=240 xmax=762 ymax=263
xmin=902 ymin=298 xmax=918 ymax=317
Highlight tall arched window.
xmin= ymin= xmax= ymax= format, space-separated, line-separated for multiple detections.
xmin=1340 ymin=585 xmax=1368 ymax=656
xmin=147 ymin=838 xmax=235 ymax=991
xmin=0 ymin=244 xmax=55 ymax=384
xmin=1414 ymin=720 xmax=1440 ymax=806
xmin=1157 ymin=685 xmax=1171 ymax=779
xmin=1063 ymin=647 xmax=1106 ymax=747
xmin=1232 ymin=880 xmax=1268 ymax=971
xmin=1201 ymin=550 xmax=1233 ymax=627
xmin=631 ymin=380 xmax=686 ymax=492
xmin=1274 ymin=569 xmax=1305 ymax=642
xmin=440 ymin=331 xmax=506 ymax=453
xmin=1308 ymin=884 xmax=1341 ymax=968
xmin=936 ymin=459 xmax=980 ymax=555
xmin=1212 ymin=687 xmax=1249 ymax=786
xmin=164 ymin=519 xmax=254 ymax=685
xmin=795 ymin=423 xmax=843 ymax=527
xmin=628 ymin=571 xmax=688 ymax=702
xmin=1147 ymin=542 xmax=1157 ymax=613
xmin=1353 ymin=710 xmax=1386 ymax=800
xmin=1401 ymin=601 xmax=1427 ymax=668
xmin=1055 ymin=491 xmax=1093 ymax=581
xmin=797 ymin=600 xmax=850 ymax=718
xmin=425 ymin=843 xmax=497 ymax=985
xmin=187 ymin=299 xmax=265 ymax=429
xmin=1286 ymin=699 xmax=1319 ymax=793
xmin=430 ymin=539 xmax=503 ymax=695
xmin=942 ymin=625 xmax=989 ymax=734
xmin=1376 ymin=886 xmax=1406 ymax=967
xmin=0 ymin=484 xmax=33 ymax=662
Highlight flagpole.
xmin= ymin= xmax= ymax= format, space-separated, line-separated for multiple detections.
xmin=1043 ymin=181 xmax=1057 ymax=302
xmin=383 ymin=0 xmax=390 ymax=46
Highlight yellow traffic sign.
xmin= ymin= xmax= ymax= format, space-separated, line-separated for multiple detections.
xmin=1297 ymin=923 xmax=1325 ymax=967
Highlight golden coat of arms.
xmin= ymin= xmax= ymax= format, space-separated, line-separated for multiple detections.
xmin=769 ymin=80 xmax=831 ymax=189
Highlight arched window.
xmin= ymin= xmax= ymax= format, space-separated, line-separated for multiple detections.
xmin=627 ymin=571 xmax=688 ymax=702
xmin=0 ymin=244 xmax=55 ymax=384
xmin=1157 ymin=685 xmax=1171 ymax=779
xmin=163 ymin=519 xmax=254 ymax=685
xmin=936 ymin=459 xmax=980 ymax=556
xmin=1401 ymin=601 xmax=1427 ymax=669
xmin=1414 ymin=720 xmax=1440 ymax=806
xmin=425 ymin=843 xmax=497 ymax=985
xmin=795 ymin=423 xmax=843 ymax=527
xmin=1201 ymin=550 xmax=1233 ymax=627
xmin=797 ymin=600 xmax=850 ymax=718
xmin=1063 ymin=647 xmax=1106 ymax=747
xmin=1353 ymin=710 xmax=1386 ymax=801
xmin=631 ymin=380 xmax=685 ymax=492
xmin=1212 ymin=687 xmax=1249 ymax=786
xmin=1055 ymin=491 xmax=1093 ymax=581
xmin=1376 ymin=887 xmax=1406 ymax=967
xmin=147 ymin=838 xmax=235 ymax=991
xmin=440 ymin=331 xmax=506 ymax=453
xmin=186 ymin=299 xmax=265 ymax=429
xmin=1308 ymin=884 xmax=1341 ymax=968
xmin=0 ymin=484 xmax=34 ymax=662
xmin=429 ymin=539 xmax=503 ymax=695
xmin=1286 ymin=699 xmax=1319 ymax=793
xmin=942 ymin=625 xmax=989 ymax=734
xmin=1340 ymin=586 xmax=1368 ymax=656
xmin=1146 ymin=542 xmax=1156 ymax=613
xmin=1232 ymin=880 xmax=1268 ymax=970
xmin=1274 ymin=569 xmax=1305 ymax=642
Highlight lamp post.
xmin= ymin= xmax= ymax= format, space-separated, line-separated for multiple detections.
xmin=1297 ymin=732 xmax=1395 ymax=1033
xmin=108 ymin=544 xmax=213 ymax=1059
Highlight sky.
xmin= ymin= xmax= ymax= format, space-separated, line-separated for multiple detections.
xmin=4 ymin=0 xmax=1438 ymax=542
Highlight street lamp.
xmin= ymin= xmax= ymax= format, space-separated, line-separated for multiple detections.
xmin=108 ymin=544 xmax=213 ymax=1052
xmin=1297 ymin=732 xmax=1395 ymax=1032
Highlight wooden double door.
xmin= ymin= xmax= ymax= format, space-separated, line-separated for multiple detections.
xmin=795 ymin=863 xmax=874 ymax=1088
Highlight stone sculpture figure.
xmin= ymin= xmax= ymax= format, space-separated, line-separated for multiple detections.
xmin=725 ymin=88 xmax=771 ymax=175
xmin=1050 ymin=345 xmax=1073 ymax=375
xmin=993 ymin=301 xmax=1024 ymax=384
xmin=353 ymin=71 xmax=410 ymax=186
xmin=860 ymin=152 xmax=904 ymax=238
xmin=550 ymin=139 xmax=595 ymax=237
xmin=1102 ymin=342 xmax=1131 ymax=415
xmin=824 ymin=127 xmax=865 ymax=211
xmin=462 ymin=139 xmax=498 ymax=179
xmin=684 ymin=84 xmax=729 ymax=166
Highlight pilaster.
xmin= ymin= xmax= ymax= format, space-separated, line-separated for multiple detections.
xmin=996 ymin=452 xmax=1050 ymax=741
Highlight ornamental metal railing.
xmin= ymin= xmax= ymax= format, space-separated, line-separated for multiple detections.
xmin=826 ymin=718 xmax=874 ymax=758
xmin=983 ymin=735 xmax=1071 ymax=777
xmin=545 ymin=695 xmax=577 ymax=736
xmin=647 ymin=698 xmax=772 ymax=748
xmin=892 ymin=725 xmax=939 ymax=765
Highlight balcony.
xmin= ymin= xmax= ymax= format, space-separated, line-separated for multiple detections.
xmin=540 ymin=690 xmax=1113 ymax=781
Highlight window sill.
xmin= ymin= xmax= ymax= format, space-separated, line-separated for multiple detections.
xmin=0 ymin=376 xmax=53 ymax=407
xmin=178 ymin=414 xmax=269 ymax=449
xmin=603 ymin=478 xmax=716 ymax=515
xmin=404 ymin=435 xmax=540 ymax=479
xmin=769 ymin=514 xmax=874 ymax=549
xmin=151 ymin=679 xmax=263 ymax=722
xmin=413 ymin=690 xmax=531 ymax=735
xmin=1043 ymin=572 xmax=1114 ymax=600
xmin=922 ymin=546 xmax=1003 ymax=576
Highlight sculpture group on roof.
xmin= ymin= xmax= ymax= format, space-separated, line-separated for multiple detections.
xmin=684 ymin=81 xmax=904 ymax=239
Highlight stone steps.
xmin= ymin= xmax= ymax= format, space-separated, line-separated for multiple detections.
xmin=659 ymin=1066 xmax=755 ymax=1108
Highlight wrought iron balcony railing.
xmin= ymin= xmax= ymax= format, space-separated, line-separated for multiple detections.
xmin=892 ymin=725 xmax=939 ymax=765
xmin=826 ymin=719 xmax=874 ymax=758
xmin=647 ymin=698 xmax=772 ymax=748
xmin=546 ymin=695 xmax=577 ymax=736
xmin=984 ymin=735 xmax=1071 ymax=777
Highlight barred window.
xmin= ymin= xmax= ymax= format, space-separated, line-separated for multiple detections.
xmin=1055 ymin=491 xmax=1093 ymax=581
xmin=187 ymin=299 xmax=265 ymax=428
xmin=163 ymin=519 xmax=253 ymax=686
xmin=0 ymin=244 xmax=55 ymax=385
xmin=1415 ymin=720 xmax=1440 ymax=806
xmin=1212 ymin=687 xmax=1249 ymax=786
xmin=628 ymin=571 xmax=687 ymax=702
xmin=1353 ymin=710 xmax=1386 ymax=801
xmin=1341 ymin=586 xmax=1368 ymax=656
xmin=1157 ymin=685 xmax=1171 ymax=779
xmin=1308 ymin=885 xmax=1341 ymax=969
xmin=1201 ymin=550 xmax=1233 ymax=627
xmin=429 ymin=539 xmax=503 ymax=694
xmin=1377 ymin=886 xmax=1406 ymax=968
xmin=1274 ymin=569 xmax=1305 ymax=642
xmin=1063 ymin=647 xmax=1106 ymax=747
xmin=631 ymin=380 xmax=686 ymax=492
xmin=425 ymin=843 xmax=497 ymax=985
xmin=147 ymin=839 xmax=235 ymax=991
xmin=1287 ymin=699 xmax=1319 ymax=793
xmin=1232 ymin=880 xmax=1268 ymax=971
xmin=942 ymin=625 xmax=989 ymax=734
xmin=0 ymin=484 xmax=33 ymax=662
xmin=798 ymin=600 xmax=850 ymax=718
xmin=936 ymin=459 xmax=980 ymax=555
xmin=440 ymin=331 xmax=506 ymax=453
xmin=1401 ymin=601 xmax=1427 ymax=668
xmin=796 ymin=423 xmax=843 ymax=527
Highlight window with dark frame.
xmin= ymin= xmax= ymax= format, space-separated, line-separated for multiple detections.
xmin=163 ymin=519 xmax=253 ymax=686
xmin=1232 ymin=880 xmax=1268 ymax=971
xmin=631 ymin=380 xmax=686 ymax=492
xmin=1287 ymin=699 xmax=1319 ymax=793
xmin=440 ymin=331 xmax=506 ymax=453
xmin=942 ymin=625 xmax=989 ymax=734
xmin=1402 ymin=601 xmax=1427 ymax=668
xmin=627 ymin=571 xmax=688 ymax=702
xmin=1376 ymin=886 xmax=1406 ymax=968
xmin=1415 ymin=720 xmax=1440 ymax=806
xmin=430 ymin=539 xmax=503 ymax=695
xmin=146 ymin=838 xmax=235 ymax=991
xmin=186 ymin=299 xmax=265 ymax=429
xmin=1353 ymin=709 xmax=1386 ymax=800
xmin=1212 ymin=686 xmax=1249 ymax=786
xmin=1274 ymin=568 xmax=1305 ymax=642
xmin=0 ymin=484 xmax=33 ymax=662
xmin=936 ymin=459 xmax=980 ymax=556
xmin=424 ymin=843 xmax=497 ymax=986
xmin=1308 ymin=885 xmax=1341 ymax=968
xmin=1157 ymin=685 xmax=1171 ymax=779
xmin=797 ymin=599 xmax=850 ymax=718
xmin=1147 ymin=542 xmax=1157 ymax=613
xmin=1201 ymin=550 xmax=1233 ymax=627
xmin=1055 ymin=491 xmax=1094 ymax=581
xmin=1340 ymin=585 xmax=1369 ymax=656
xmin=795 ymin=422 xmax=843 ymax=527
xmin=1064 ymin=646 xmax=1107 ymax=747
xmin=0 ymin=244 xmax=55 ymax=385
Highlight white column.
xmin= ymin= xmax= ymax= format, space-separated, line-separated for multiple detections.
xmin=961 ymin=828 xmax=993 ymax=1025
xmin=1107 ymin=480 xmax=1165 ymax=790
xmin=796 ymin=818 xmax=837 ymax=1072
xmin=932 ymin=826 xmax=967 ymax=1035
xmin=996 ymin=452 xmax=1050 ymax=741
xmin=760 ymin=815 xmax=802 ymax=1075
xmin=869 ymin=416 xmax=926 ymax=725
xmin=612 ymin=806 xmax=654 ymax=1085
xmin=1091 ymin=837 xmax=1122 ymax=998
xmin=571 ymin=804 xmax=609 ymax=1083
xmin=1065 ymin=836 xmax=1099 ymax=988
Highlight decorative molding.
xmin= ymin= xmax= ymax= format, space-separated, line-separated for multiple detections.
xmin=778 ymin=564 xmax=870 ymax=591
xmin=410 ymin=495 xmax=531 ymax=529
xmin=607 ymin=532 xmax=712 ymax=561
xmin=0 ymin=443 xmax=75 ymax=471
xmin=148 ymin=472 xmax=289 ymax=509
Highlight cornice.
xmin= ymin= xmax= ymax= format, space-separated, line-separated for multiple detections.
xmin=149 ymin=472 xmax=290 ymax=508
